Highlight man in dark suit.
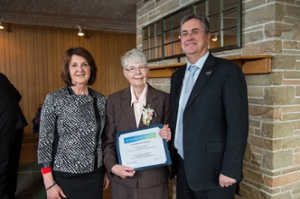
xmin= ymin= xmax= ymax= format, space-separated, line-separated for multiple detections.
xmin=169 ymin=13 xmax=249 ymax=199
xmin=0 ymin=73 xmax=28 ymax=199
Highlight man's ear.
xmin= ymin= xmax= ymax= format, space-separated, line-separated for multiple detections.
xmin=206 ymin=32 xmax=211 ymax=45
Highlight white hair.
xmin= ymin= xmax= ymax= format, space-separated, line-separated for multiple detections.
xmin=120 ymin=48 xmax=147 ymax=69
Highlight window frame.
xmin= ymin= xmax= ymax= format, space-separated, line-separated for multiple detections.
xmin=142 ymin=0 xmax=242 ymax=62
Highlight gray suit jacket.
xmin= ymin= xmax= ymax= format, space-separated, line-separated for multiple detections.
xmin=103 ymin=84 xmax=170 ymax=189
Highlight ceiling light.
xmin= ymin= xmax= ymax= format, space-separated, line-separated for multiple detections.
xmin=212 ymin=33 xmax=218 ymax=41
xmin=0 ymin=19 xmax=4 ymax=29
xmin=77 ymin=25 xmax=84 ymax=36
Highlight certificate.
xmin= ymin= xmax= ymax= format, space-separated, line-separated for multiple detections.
xmin=116 ymin=124 xmax=172 ymax=170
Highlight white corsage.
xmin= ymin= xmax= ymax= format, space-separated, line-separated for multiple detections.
xmin=142 ymin=105 xmax=155 ymax=126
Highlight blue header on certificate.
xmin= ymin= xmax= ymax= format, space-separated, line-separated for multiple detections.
xmin=116 ymin=124 xmax=172 ymax=170
xmin=124 ymin=132 xmax=156 ymax=144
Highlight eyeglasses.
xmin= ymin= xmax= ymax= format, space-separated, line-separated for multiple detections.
xmin=180 ymin=29 xmax=205 ymax=38
xmin=124 ymin=65 xmax=148 ymax=73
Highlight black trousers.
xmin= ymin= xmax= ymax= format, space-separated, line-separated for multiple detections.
xmin=0 ymin=129 xmax=24 ymax=199
xmin=176 ymin=155 xmax=236 ymax=199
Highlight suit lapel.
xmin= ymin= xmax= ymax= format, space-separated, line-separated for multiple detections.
xmin=120 ymin=87 xmax=137 ymax=130
xmin=185 ymin=54 xmax=216 ymax=110
xmin=175 ymin=65 xmax=187 ymax=107
xmin=170 ymin=65 xmax=187 ymax=124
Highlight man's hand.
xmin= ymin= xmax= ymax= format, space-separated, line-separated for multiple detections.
xmin=219 ymin=174 xmax=236 ymax=187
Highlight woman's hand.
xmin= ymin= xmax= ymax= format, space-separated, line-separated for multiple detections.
xmin=43 ymin=172 xmax=66 ymax=199
xmin=46 ymin=183 xmax=66 ymax=199
xmin=159 ymin=124 xmax=171 ymax=142
xmin=103 ymin=171 xmax=110 ymax=190
xmin=111 ymin=164 xmax=136 ymax=178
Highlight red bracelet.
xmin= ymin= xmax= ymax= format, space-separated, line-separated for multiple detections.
xmin=41 ymin=167 xmax=52 ymax=174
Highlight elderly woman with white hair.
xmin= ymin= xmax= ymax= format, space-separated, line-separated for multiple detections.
xmin=103 ymin=48 xmax=171 ymax=199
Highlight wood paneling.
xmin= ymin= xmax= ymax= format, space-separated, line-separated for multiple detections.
xmin=0 ymin=25 xmax=136 ymax=137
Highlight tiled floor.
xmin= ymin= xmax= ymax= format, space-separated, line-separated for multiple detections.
xmin=16 ymin=162 xmax=45 ymax=199
xmin=16 ymin=137 xmax=44 ymax=199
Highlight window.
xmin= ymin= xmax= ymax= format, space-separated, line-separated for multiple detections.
xmin=143 ymin=21 xmax=162 ymax=60
xmin=142 ymin=0 xmax=241 ymax=62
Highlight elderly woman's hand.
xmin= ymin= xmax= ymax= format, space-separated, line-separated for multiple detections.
xmin=111 ymin=164 xmax=136 ymax=179
xmin=159 ymin=124 xmax=171 ymax=142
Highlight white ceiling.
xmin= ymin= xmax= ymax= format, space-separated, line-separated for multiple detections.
xmin=0 ymin=0 xmax=141 ymax=33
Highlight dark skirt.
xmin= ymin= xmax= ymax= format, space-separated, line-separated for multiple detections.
xmin=53 ymin=166 xmax=104 ymax=199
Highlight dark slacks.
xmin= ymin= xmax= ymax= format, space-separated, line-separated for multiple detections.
xmin=176 ymin=155 xmax=236 ymax=199
xmin=0 ymin=129 xmax=24 ymax=199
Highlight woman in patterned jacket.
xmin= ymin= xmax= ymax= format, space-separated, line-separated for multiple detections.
xmin=38 ymin=47 xmax=109 ymax=199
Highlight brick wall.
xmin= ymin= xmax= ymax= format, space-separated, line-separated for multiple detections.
xmin=136 ymin=0 xmax=300 ymax=198
xmin=241 ymin=1 xmax=300 ymax=199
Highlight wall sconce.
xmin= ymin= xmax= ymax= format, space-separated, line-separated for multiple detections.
xmin=77 ymin=25 xmax=84 ymax=36
xmin=0 ymin=18 xmax=4 ymax=29
xmin=212 ymin=33 xmax=218 ymax=42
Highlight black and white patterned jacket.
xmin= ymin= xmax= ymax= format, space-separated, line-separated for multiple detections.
xmin=38 ymin=86 xmax=106 ymax=174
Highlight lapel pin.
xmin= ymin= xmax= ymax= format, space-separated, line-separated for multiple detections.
xmin=206 ymin=71 xmax=212 ymax=75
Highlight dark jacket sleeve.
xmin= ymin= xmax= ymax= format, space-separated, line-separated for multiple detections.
xmin=0 ymin=73 xmax=27 ymax=136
